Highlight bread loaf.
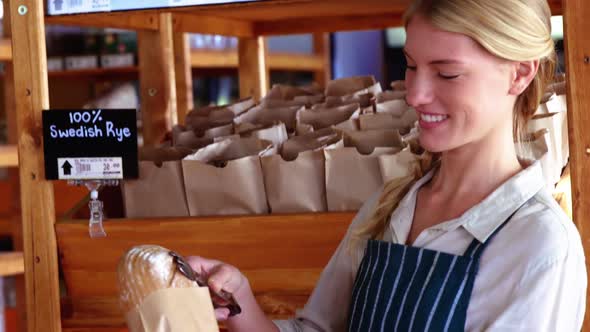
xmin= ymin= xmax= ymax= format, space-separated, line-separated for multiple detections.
xmin=118 ymin=245 xmax=198 ymax=312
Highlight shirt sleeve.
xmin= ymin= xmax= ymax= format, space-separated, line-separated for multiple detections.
xmin=273 ymin=190 xmax=382 ymax=332
xmin=484 ymin=244 xmax=587 ymax=331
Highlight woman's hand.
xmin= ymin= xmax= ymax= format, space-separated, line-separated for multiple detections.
xmin=186 ymin=256 xmax=249 ymax=321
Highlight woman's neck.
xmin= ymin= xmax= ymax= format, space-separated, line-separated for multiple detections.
xmin=428 ymin=126 xmax=523 ymax=201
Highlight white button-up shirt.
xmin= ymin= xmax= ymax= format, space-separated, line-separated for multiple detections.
xmin=274 ymin=161 xmax=587 ymax=331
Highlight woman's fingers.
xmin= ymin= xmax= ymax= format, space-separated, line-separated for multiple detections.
xmin=185 ymin=255 xmax=222 ymax=276
xmin=207 ymin=264 xmax=244 ymax=294
xmin=214 ymin=307 xmax=231 ymax=321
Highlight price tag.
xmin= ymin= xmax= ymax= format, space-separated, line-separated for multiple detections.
xmin=42 ymin=109 xmax=138 ymax=180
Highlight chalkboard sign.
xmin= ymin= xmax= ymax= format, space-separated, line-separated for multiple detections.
xmin=42 ymin=109 xmax=138 ymax=180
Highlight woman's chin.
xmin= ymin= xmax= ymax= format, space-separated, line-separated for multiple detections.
xmin=418 ymin=136 xmax=448 ymax=153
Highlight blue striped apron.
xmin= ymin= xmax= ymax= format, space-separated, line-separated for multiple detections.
xmin=347 ymin=211 xmax=518 ymax=332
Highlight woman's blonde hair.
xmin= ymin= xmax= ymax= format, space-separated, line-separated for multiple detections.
xmin=349 ymin=0 xmax=556 ymax=253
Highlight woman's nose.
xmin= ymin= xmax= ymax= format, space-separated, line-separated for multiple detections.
xmin=405 ymin=74 xmax=434 ymax=108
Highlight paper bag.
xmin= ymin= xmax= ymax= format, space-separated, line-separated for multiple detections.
xmin=182 ymin=138 xmax=272 ymax=216
xmin=266 ymin=83 xmax=322 ymax=100
xmin=122 ymin=147 xmax=192 ymax=218
xmin=376 ymin=99 xmax=409 ymax=117
xmin=359 ymin=113 xmax=408 ymax=131
xmin=260 ymin=129 xmax=341 ymax=213
xmin=379 ymin=146 xmax=422 ymax=183
xmin=325 ymin=147 xmax=398 ymax=211
xmin=261 ymin=150 xmax=327 ymax=213
xmin=343 ymin=129 xmax=404 ymax=154
xmin=326 ymin=76 xmax=377 ymax=97
xmin=126 ymin=288 xmax=219 ymax=332
xmin=240 ymin=123 xmax=289 ymax=147
xmin=172 ymin=128 xmax=213 ymax=150
xmin=528 ymin=111 xmax=568 ymax=169
xmin=234 ymin=105 xmax=304 ymax=132
xmin=516 ymin=129 xmax=558 ymax=187
xmin=296 ymin=103 xmax=360 ymax=130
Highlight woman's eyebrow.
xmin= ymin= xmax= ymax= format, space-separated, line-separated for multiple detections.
xmin=403 ymin=48 xmax=466 ymax=65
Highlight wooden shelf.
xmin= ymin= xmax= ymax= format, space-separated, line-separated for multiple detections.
xmin=44 ymin=51 xmax=323 ymax=79
xmin=0 ymin=252 xmax=24 ymax=276
xmin=191 ymin=49 xmax=323 ymax=71
xmin=0 ymin=145 xmax=18 ymax=167
xmin=44 ymin=0 xmax=563 ymax=35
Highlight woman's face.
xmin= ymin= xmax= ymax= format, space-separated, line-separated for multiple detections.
xmin=404 ymin=14 xmax=517 ymax=153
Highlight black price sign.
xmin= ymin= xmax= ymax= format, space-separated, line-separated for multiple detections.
xmin=42 ymin=109 xmax=138 ymax=180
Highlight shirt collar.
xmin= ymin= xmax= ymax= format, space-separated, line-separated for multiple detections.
xmin=389 ymin=160 xmax=546 ymax=243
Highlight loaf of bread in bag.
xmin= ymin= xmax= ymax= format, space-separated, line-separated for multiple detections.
xmin=117 ymin=245 xmax=198 ymax=312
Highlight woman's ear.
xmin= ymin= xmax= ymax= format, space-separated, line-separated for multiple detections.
xmin=509 ymin=60 xmax=540 ymax=95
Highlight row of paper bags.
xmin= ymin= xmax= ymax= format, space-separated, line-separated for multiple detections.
xmin=518 ymin=79 xmax=568 ymax=188
xmin=122 ymin=127 xmax=429 ymax=217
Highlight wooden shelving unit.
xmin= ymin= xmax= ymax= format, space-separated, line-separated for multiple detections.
xmin=9 ymin=0 xmax=590 ymax=331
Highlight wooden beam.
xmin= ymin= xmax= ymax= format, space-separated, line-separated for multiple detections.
xmin=172 ymin=13 xmax=254 ymax=37
xmin=0 ymin=252 xmax=25 ymax=276
xmin=173 ymin=33 xmax=193 ymax=124
xmin=562 ymin=0 xmax=590 ymax=330
xmin=238 ymin=36 xmax=268 ymax=100
xmin=9 ymin=0 xmax=61 ymax=331
xmin=312 ymin=33 xmax=331 ymax=87
xmin=0 ymin=145 xmax=18 ymax=167
xmin=255 ymin=13 xmax=403 ymax=36
xmin=138 ymin=13 xmax=177 ymax=145
xmin=45 ymin=11 xmax=159 ymax=30
xmin=191 ymin=50 xmax=323 ymax=72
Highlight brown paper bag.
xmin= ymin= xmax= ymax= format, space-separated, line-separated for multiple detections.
xmin=234 ymin=105 xmax=304 ymax=132
xmin=260 ymin=129 xmax=341 ymax=213
xmin=182 ymin=138 xmax=272 ymax=216
xmin=241 ymin=123 xmax=289 ymax=147
xmin=266 ymin=83 xmax=322 ymax=100
xmin=182 ymin=157 xmax=269 ymax=216
xmin=326 ymin=76 xmax=377 ymax=97
xmin=378 ymin=146 xmax=422 ymax=183
xmin=516 ymin=129 xmax=558 ymax=187
xmin=122 ymin=147 xmax=192 ymax=218
xmin=296 ymin=103 xmax=360 ymax=130
xmin=528 ymin=111 xmax=568 ymax=169
xmin=359 ymin=113 xmax=408 ymax=131
xmin=172 ymin=128 xmax=213 ymax=150
xmin=343 ymin=129 xmax=404 ymax=154
xmin=376 ymin=90 xmax=406 ymax=103
xmin=126 ymin=288 xmax=219 ymax=332
xmin=185 ymin=109 xmax=235 ymax=134
xmin=261 ymin=150 xmax=327 ymax=213
xmin=325 ymin=147 xmax=398 ymax=211
xmin=376 ymin=99 xmax=409 ymax=117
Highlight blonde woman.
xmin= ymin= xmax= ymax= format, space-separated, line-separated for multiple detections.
xmin=188 ymin=0 xmax=587 ymax=330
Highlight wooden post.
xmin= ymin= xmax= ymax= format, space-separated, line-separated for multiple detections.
xmin=4 ymin=0 xmax=26 ymax=330
xmin=173 ymin=33 xmax=193 ymax=124
xmin=138 ymin=13 xmax=177 ymax=145
xmin=238 ymin=36 xmax=268 ymax=100
xmin=313 ymin=33 xmax=332 ymax=87
xmin=563 ymin=0 xmax=590 ymax=330
xmin=9 ymin=0 xmax=61 ymax=331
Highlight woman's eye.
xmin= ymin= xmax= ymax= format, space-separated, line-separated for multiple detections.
xmin=439 ymin=73 xmax=460 ymax=80
xmin=406 ymin=65 xmax=417 ymax=71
